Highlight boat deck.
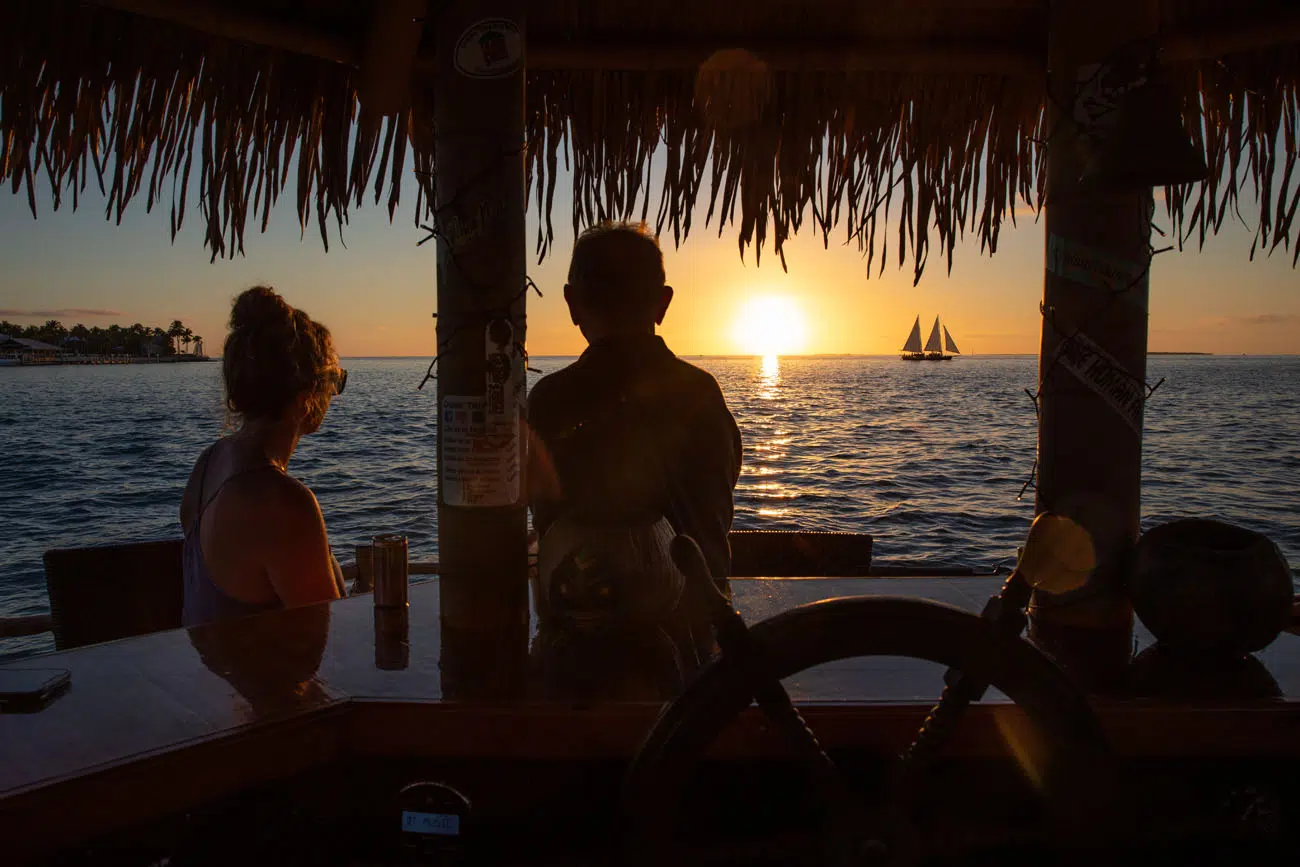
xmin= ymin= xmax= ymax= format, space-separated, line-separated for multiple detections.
xmin=2 ymin=577 xmax=1298 ymax=861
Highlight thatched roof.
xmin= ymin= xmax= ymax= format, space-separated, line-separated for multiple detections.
xmin=2 ymin=0 xmax=1298 ymax=279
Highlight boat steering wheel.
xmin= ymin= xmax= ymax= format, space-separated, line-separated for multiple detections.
xmin=620 ymin=533 xmax=1117 ymax=866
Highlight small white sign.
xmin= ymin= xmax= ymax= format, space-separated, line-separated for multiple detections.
xmin=1046 ymin=233 xmax=1149 ymax=309
xmin=1055 ymin=332 xmax=1145 ymax=435
xmin=454 ymin=19 xmax=523 ymax=79
xmin=441 ymin=395 xmax=520 ymax=507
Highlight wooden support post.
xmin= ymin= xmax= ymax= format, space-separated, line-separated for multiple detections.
xmin=433 ymin=2 xmax=529 ymax=698
xmin=1029 ymin=0 xmax=1160 ymax=690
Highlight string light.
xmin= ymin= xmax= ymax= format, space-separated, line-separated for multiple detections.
xmin=412 ymin=141 xmax=542 ymax=391
xmin=1011 ymin=36 xmax=1186 ymax=509
xmin=1016 ymin=207 xmax=1170 ymax=506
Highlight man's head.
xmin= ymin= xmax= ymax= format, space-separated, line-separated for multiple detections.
xmin=564 ymin=222 xmax=673 ymax=340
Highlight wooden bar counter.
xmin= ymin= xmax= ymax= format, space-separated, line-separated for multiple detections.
xmin=2 ymin=577 xmax=1299 ymax=862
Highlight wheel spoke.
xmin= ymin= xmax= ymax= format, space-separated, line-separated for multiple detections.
xmin=624 ymin=585 xmax=1112 ymax=866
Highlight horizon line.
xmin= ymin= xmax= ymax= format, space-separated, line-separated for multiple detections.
xmin=324 ymin=351 xmax=1300 ymax=360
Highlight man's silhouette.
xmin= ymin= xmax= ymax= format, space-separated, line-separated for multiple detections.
xmin=527 ymin=222 xmax=742 ymax=590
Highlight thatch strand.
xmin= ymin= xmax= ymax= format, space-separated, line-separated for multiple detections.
xmin=529 ymin=66 xmax=1047 ymax=282
xmin=1166 ymin=48 xmax=1300 ymax=265
xmin=1 ymin=3 xmax=413 ymax=261
xmin=2 ymin=1 xmax=1298 ymax=279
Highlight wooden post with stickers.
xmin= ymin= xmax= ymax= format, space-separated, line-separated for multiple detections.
xmin=1029 ymin=0 xmax=1162 ymax=688
xmin=433 ymin=1 xmax=529 ymax=697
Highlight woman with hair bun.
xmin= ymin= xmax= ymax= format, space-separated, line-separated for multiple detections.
xmin=179 ymin=286 xmax=347 ymax=626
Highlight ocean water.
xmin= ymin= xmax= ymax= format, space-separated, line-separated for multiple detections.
xmin=1 ymin=355 xmax=1297 ymax=659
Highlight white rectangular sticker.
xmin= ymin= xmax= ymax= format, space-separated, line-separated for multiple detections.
xmin=440 ymin=395 xmax=520 ymax=507
xmin=1046 ymin=234 xmax=1149 ymax=309
xmin=1055 ymin=332 xmax=1145 ymax=434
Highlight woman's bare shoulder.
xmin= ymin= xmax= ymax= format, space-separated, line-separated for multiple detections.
xmin=240 ymin=468 xmax=323 ymax=521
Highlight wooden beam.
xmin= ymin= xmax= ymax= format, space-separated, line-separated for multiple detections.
xmin=81 ymin=0 xmax=1300 ymax=75
xmin=0 ymin=614 xmax=53 ymax=640
xmin=520 ymin=40 xmax=1042 ymax=76
xmin=1164 ymin=9 xmax=1300 ymax=62
xmin=433 ymin=0 xmax=530 ymax=700
xmin=84 ymin=0 xmax=359 ymax=65
xmin=1030 ymin=0 xmax=1158 ymax=692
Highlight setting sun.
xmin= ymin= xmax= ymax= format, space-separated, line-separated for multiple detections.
xmin=732 ymin=296 xmax=808 ymax=356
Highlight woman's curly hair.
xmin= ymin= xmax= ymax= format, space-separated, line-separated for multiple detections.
xmin=222 ymin=286 xmax=337 ymax=423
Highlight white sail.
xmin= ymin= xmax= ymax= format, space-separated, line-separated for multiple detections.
xmin=943 ymin=325 xmax=961 ymax=355
xmin=924 ymin=317 xmax=943 ymax=353
xmin=901 ymin=316 xmax=923 ymax=352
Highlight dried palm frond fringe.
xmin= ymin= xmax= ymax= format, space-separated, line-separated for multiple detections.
xmin=1 ymin=2 xmax=1297 ymax=279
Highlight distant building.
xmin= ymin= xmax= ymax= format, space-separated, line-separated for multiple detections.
xmin=0 ymin=334 xmax=19 ymax=365
xmin=0 ymin=334 xmax=66 ymax=365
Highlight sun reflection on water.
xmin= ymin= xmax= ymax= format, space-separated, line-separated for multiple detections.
xmin=743 ymin=355 xmax=797 ymax=525
xmin=759 ymin=353 xmax=780 ymax=399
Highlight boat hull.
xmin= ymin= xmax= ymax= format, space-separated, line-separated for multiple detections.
xmin=901 ymin=353 xmax=954 ymax=361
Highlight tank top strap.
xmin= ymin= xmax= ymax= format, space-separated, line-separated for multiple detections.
xmin=189 ymin=451 xmax=282 ymax=535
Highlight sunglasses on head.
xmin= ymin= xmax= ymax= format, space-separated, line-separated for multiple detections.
xmin=334 ymin=368 xmax=348 ymax=395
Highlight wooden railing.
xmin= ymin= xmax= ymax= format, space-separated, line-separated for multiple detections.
xmin=0 ymin=614 xmax=54 ymax=639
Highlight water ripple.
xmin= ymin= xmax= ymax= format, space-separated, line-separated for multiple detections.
xmin=1 ymin=355 xmax=1297 ymax=648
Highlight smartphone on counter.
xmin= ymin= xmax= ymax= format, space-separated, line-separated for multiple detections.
xmin=0 ymin=668 xmax=70 ymax=712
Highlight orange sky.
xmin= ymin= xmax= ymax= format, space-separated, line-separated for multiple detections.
xmin=1 ymin=169 xmax=1297 ymax=356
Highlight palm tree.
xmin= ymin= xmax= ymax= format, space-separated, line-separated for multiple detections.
xmin=128 ymin=323 xmax=149 ymax=357
xmin=39 ymin=320 xmax=67 ymax=346
xmin=69 ymin=324 xmax=91 ymax=357
xmin=181 ymin=326 xmax=194 ymax=356
xmin=167 ymin=320 xmax=185 ymax=356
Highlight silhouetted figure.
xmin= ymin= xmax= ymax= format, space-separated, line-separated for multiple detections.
xmin=180 ymin=287 xmax=347 ymax=626
xmin=527 ymin=222 xmax=742 ymax=676
xmin=528 ymin=222 xmax=741 ymax=576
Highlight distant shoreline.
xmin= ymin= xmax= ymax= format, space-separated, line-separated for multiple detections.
xmin=0 ymin=356 xmax=216 ymax=367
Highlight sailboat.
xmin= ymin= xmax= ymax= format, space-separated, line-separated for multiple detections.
xmin=901 ymin=315 xmax=960 ymax=361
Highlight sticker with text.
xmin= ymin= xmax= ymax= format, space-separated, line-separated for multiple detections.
xmin=441 ymin=395 xmax=520 ymax=507
xmin=454 ymin=19 xmax=522 ymax=79
xmin=1047 ymin=234 xmax=1148 ymax=308
xmin=1055 ymin=332 xmax=1145 ymax=434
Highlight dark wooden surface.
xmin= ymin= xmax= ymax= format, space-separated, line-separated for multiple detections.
xmin=2 ymin=576 xmax=1299 ymax=859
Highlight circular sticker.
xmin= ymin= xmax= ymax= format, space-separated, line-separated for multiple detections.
xmin=454 ymin=19 xmax=523 ymax=79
